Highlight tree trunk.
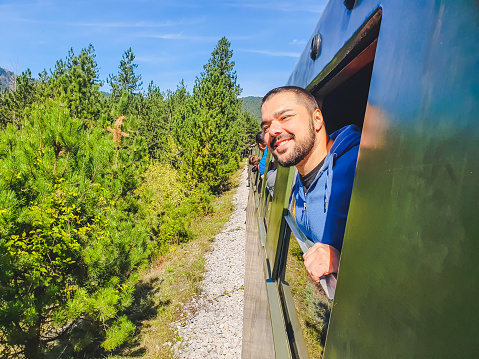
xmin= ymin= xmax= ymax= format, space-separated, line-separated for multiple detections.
xmin=24 ymin=289 xmax=44 ymax=358
xmin=23 ymin=328 xmax=41 ymax=359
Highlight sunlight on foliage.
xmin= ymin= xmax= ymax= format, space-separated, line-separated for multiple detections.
xmin=0 ymin=38 xmax=255 ymax=358
xmin=102 ymin=316 xmax=136 ymax=351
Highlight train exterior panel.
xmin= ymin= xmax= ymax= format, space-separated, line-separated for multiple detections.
xmin=244 ymin=0 xmax=479 ymax=358
xmin=246 ymin=0 xmax=479 ymax=358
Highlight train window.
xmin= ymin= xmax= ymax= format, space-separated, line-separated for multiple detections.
xmin=282 ymin=8 xmax=382 ymax=358
xmin=312 ymin=7 xmax=381 ymax=133
xmin=319 ymin=60 xmax=375 ymax=133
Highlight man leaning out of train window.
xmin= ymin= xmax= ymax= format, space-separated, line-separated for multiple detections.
xmin=255 ymin=131 xmax=268 ymax=178
xmin=260 ymin=86 xmax=360 ymax=283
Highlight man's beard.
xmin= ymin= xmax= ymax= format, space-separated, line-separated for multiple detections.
xmin=271 ymin=119 xmax=316 ymax=167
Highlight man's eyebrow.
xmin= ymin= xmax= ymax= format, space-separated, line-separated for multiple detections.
xmin=273 ymin=108 xmax=293 ymax=118
xmin=261 ymin=108 xmax=294 ymax=127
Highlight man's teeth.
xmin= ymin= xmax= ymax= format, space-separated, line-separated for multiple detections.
xmin=276 ymin=139 xmax=290 ymax=146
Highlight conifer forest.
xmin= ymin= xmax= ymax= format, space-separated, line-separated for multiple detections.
xmin=0 ymin=37 xmax=259 ymax=358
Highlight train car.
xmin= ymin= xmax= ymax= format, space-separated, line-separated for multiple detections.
xmin=242 ymin=0 xmax=479 ymax=358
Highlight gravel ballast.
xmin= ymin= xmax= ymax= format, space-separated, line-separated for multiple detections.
xmin=173 ymin=166 xmax=248 ymax=358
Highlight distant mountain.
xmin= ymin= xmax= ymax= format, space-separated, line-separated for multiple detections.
xmin=0 ymin=67 xmax=16 ymax=91
xmin=240 ymin=96 xmax=261 ymax=122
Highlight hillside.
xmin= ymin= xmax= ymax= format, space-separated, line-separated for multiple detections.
xmin=0 ymin=67 xmax=15 ymax=91
xmin=240 ymin=96 xmax=261 ymax=122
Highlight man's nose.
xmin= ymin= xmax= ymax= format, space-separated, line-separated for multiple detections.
xmin=269 ymin=120 xmax=282 ymax=136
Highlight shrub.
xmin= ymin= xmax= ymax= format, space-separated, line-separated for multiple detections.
xmin=0 ymin=99 xmax=150 ymax=358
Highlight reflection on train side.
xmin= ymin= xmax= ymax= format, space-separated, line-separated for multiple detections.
xmin=285 ymin=234 xmax=332 ymax=358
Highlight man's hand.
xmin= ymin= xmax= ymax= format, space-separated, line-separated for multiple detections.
xmin=303 ymin=243 xmax=340 ymax=283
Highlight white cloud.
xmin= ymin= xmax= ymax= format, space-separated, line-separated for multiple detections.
xmin=239 ymin=49 xmax=300 ymax=58
xmin=289 ymin=39 xmax=307 ymax=47
xmin=222 ymin=0 xmax=326 ymax=14
xmin=13 ymin=18 xmax=204 ymax=29
xmin=135 ymin=55 xmax=168 ymax=64
xmin=138 ymin=33 xmax=246 ymax=43
xmin=142 ymin=32 xmax=184 ymax=40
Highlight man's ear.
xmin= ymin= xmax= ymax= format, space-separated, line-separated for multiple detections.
xmin=313 ymin=109 xmax=324 ymax=132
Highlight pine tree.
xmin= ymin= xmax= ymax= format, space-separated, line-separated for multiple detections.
xmin=135 ymin=82 xmax=170 ymax=160
xmin=234 ymin=110 xmax=260 ymax=150
xmin=48 ymin=45 xmax=103 ymax=120
xmin=176 ymin=37 xmax=242 ymax=193
xmin=106 ymin=48 xmax=143 ymax=119
xmin=108 ymin=48 xmax=143 ymax=98
xmin=0 ymin=69 xmax=37 ymax=129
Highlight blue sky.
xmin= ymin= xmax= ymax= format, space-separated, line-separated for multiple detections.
xmin=0 ymin=0 xmax=327 ymax=97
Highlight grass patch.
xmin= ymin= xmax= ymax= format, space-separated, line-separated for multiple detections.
xmin=108 ymin=164 xmax=244 ymax=358
xmin=285 ymin=236 xmax=332 ymax=359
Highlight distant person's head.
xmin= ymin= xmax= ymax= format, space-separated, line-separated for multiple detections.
xmin=255 ymin=131 xmax=267 ymax=152
xmin=248 ymin=155 xmax=261 ymax=166
xmin=260 ymin=86 xmax=327 ymax=175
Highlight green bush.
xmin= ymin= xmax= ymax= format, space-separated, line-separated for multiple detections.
xmin=136 ymin=161 xmax=214 ymax=251
xmin=0 ymin=99 xmax=150 ymax=357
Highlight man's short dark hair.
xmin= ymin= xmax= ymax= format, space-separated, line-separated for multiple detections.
xmin=255 ymin=131 xmax=266 ymax=147
xmin=262 ymin=86 xmax=319 ymax=113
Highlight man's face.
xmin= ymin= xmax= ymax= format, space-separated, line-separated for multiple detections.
xmin=261 ymin=92 xmax=316 ymax=167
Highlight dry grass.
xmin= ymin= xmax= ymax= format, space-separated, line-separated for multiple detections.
xmin=109 ymin=165 xmax=243 ymax=359
xmin=285 ymin=237 xmax=332 ymax=359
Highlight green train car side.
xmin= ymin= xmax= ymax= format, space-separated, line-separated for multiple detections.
xmin=243 ymin=1 xmax=479 ymax=358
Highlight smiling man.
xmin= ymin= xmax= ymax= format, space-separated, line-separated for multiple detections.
xmin=261 ymin=86 xmax=361 ymax=283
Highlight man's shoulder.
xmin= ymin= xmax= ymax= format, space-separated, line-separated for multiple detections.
xmin=336 ymin=141 xmax=359 ymax=163
xmin=260 ymin=148 xmax=268 ymax=159
xmin=330 ymin=125 xmax=361 ymax=153
xmin=330 ymin=125 xmax=360 ymax=167
xmin=330 ymin=124 xmax=361 ymax=140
